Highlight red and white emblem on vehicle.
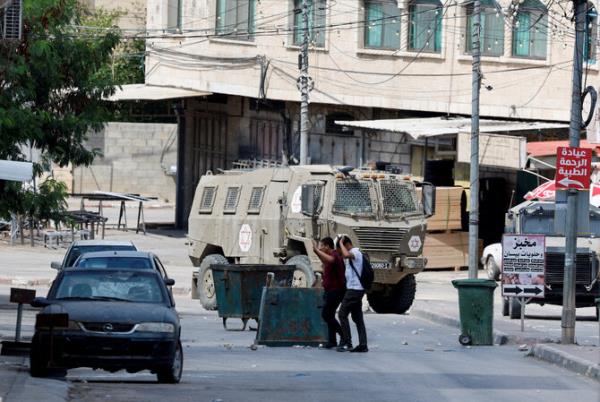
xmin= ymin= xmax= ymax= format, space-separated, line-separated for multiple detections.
xmin=408 ymin=235 xmax=422 ymax=252
xmin=238 ymin=224 xmax=252 ymax=252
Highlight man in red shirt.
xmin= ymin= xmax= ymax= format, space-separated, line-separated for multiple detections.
xmin=313 ymin=237 xmax=346 ymax=349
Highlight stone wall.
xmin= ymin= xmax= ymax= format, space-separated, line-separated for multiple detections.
xmin=73 ymin=122 xmax=178 ymax=202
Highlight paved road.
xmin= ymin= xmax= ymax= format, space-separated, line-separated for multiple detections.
xmin=21 ymin=298 xmax=591 ymax=402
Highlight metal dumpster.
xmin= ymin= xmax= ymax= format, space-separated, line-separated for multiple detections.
xmin=212 ymin=264 xmax=294 ymax=330
xmin=255 ymin=287 xmax=329 ymax=347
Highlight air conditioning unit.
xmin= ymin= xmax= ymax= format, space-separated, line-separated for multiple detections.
xmin=0 ymin=0 xmax=22 ymax=40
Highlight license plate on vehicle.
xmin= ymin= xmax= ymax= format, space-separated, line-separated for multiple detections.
xmin=371 ymin=262 xmax=391 ymax=270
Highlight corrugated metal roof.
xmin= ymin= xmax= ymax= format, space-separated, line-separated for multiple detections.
xmin=0 ymin=160 xmax=32 ymax=182
xmin=334 ymin=117 xmax=568 ymax=139
xmin=107 ymin=84 xmax=211 ymax=101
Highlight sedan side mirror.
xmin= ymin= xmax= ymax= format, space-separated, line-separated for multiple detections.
xmin=50 ymin=261 xmax=61 ymax=270
xmin=31 ymin=297 xmax=50 ymax=308
xmin=165 ymin=278 xmax=175 ymax=286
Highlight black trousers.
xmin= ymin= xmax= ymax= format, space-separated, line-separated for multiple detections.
xmin=338 ymin=289 xmax=367 ymax=346
xmin=322 ymin=289 xmax=345 ymax=344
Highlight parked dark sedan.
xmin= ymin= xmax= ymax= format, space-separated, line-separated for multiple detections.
xmin=30 ymin=268 xmax=182 ymax=383
xmin=73 ymin=251 xmax=171 ymax=282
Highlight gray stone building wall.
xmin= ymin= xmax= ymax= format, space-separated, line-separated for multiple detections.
xmin=73 ymin=122 xmax=178 ymax=202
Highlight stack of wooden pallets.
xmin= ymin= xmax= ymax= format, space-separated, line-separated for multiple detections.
xmin=420 ymin=187 xmax=480 ymax=271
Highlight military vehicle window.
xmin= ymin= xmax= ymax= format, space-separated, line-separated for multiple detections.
xmin=199 ymin=187 xmax=217 ymax=213
xmin=333 ymin=181 xmax=374 ymax=215
xmin=224 ymin=187 xmax=240 ymax=213
xmin=380 ymin=180 xmax=417 ymax=215
xmin=248 ymin=187 xmax=264 ymax=213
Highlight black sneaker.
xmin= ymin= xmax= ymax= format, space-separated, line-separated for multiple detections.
xmin=350 ymin=345 xmax=368 ymax=353
xmin=336 ymin=343 xmax=352 ymax=352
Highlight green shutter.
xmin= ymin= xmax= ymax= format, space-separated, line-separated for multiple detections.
xmin=513 ymin=12 xmax=530 ymax=56
xmin=530 ymin=12 xmax=547 ymax=58
xmin=434 ymin=6 xmax=442 ymax=52
xmin=365 ymin=2 xmax=383 ymax=48
xmin=248 ymin=0 xmax=256 ymax=37
xmin=216 ymin=0 xmax=227 ymax=34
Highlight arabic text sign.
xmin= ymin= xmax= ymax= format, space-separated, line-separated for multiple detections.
xmin=555 ymin=147 xmax=592 ymax=190
xmin=501 ymin=235 xmax=545 ymax=298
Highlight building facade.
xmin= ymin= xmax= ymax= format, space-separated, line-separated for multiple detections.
xmin=144 ymin=0 xmax=588 ymax=224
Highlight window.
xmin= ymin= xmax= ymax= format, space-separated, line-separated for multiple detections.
xmin=224 ymin=187 xmax=241 ymax=213
xmin=199 ymin=187 xmax=217 ymax=213
xmin=408 ymin=0 xmax=443 ymax=53
xmin=465 ymin=0 xmax=504 ymax=56
xmin=293 ymin=0 xmax=327 ymax=47
xmin=248 ymin=187 xmax=265 ymax=213
xmin=326 ymin=112 xmax=354 ymax=135
xmin=167 ymin=0 xmax=182 ymax=31
xmin=364 ymin=0 xmax=400 ymax=50
xmin=216 ymin=0 xmax=256 ymax=40
xmin=585 ymin=6 xmax=597 ymax=64
xmin=512 ymin=0 xmax=548 ymax=59
xmin=333 ymin=181 xmax=374 ymax=215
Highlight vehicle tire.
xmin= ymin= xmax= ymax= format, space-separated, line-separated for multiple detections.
xmin=197 ymin=254 xmax=228 ymax=311
xmin=502 ymin=298 xmax=509 ymax=317
xmin=156 ymin=340 xmax=183 ymax=384
xmin=29 ymin=334 xmax=49 ymax=378
xmin=509 ymin=297 xmax=521 ymax=319
xmin=390 ymin=274 xmax=417 ymax=314
xmin=285 ymin=255 xmax=316 ymax=288
xmin=458 ymin=334 xmax=472 ymax=346
xmin=367 ymin=290 xmax=392 ymax=314
xmin=485 ymin=256 xmax=500 ymax=281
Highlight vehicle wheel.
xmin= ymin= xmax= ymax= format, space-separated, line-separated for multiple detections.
xmin=285 ymin=255 xmax=316 ymax=288
xmin=509 ymin=297 xmax=521 ymax=319
xmin=458 ymin=334 xmax=472 ymax=346
xmin=157 ymin=340 xmax=183 ymax=384
xmin=367 ymin=290 xmax=392 ymax=314
xmin=29 ymin=334 xmax=49 ymax=378
xmin=485 ymin=256 xmax=500 ymax=281
xmin=197 ymin=254 xmax=228 ymax=310
xmin=390 ymin=274 xmax=417 ymax=314
xmin=502 ymin=298 xmax=509 ymax=317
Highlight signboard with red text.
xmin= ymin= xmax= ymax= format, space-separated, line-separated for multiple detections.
xmin=555 ymin=147 xmax=592 ymax=190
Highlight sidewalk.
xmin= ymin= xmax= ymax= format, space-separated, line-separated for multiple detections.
xmin=411 ymin=271 xmax=600 ymax=382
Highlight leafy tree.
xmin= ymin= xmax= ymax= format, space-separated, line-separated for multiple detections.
xmin=0 ymin=0 xmax=121 ymax=221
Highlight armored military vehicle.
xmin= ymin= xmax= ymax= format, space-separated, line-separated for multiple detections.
xmin=188 ymin=165 xmax=435 ymax=314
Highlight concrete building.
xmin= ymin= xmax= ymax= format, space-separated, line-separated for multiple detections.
xmin=142 ymin=0 xmax=590 ymax=227
xmin=82 ymin=0 xmax=147 ymax=31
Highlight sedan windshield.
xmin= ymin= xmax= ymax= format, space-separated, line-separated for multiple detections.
xmin=54 ymin=271 xmax=164 ymax=303
xmin=65 ymin=245 xmax=136 ymax=267
xmin=76 ymin=257 xmax=152 ymax=269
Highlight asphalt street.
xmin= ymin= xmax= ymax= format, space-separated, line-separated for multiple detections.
xmin=1 ymin=295 xmax=596 ymax=402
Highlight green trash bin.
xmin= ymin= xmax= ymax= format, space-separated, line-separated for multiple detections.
xmin=451 ymin=278 xmax=497 ymax=346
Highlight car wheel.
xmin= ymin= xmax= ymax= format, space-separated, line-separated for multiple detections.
xmin=391 ymin=274 xmax=417 ymax=314
xmin=157 ymin=340 xmax=183 ymax=384
xmin=29 ymin=334 xmax=49 ymax=378
xmin=285 ymin=255 xmax=315 ymax=288
xmin=367 ymin=289 xmax=392 ymax=314
xmin=197 ymin=254 xmax=228 ymax=310
xmin=502 ymin=298 xmax=509 ymax=317
xmin=509 ymin=297 xmax=521 ymax=319
xmin=485 ymin=257 xmax=500 ymax=281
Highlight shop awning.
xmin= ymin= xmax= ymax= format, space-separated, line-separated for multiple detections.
xmin=0 ymin=160 xmax=33 ymax=182
xmin=527 ymin=140 xmax=600 ymax=157
xmin=107 ymin=84 xmax=212 ymax=101
xmin=334 ymin=117 xmax=568 ymax=139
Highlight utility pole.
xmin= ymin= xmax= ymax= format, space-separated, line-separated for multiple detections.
xmin=562 ymin=0 xmax=586 ymax=344
xmin=468 ymin=0 xmax=481 ymax=279
xmin=299 ymin=0 xmax=310 ymax=165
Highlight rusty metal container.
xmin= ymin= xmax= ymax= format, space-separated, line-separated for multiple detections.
xmin=255 ymin=287 xmax=328 ymax=346
xmin=211 ymin=264 xmax=294 ymax=330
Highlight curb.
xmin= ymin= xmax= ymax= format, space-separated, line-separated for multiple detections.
xmin=530 ymin=344 xmax=600 ymax=382
xmin=410 ymin=304 xmax=599 ymax=382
